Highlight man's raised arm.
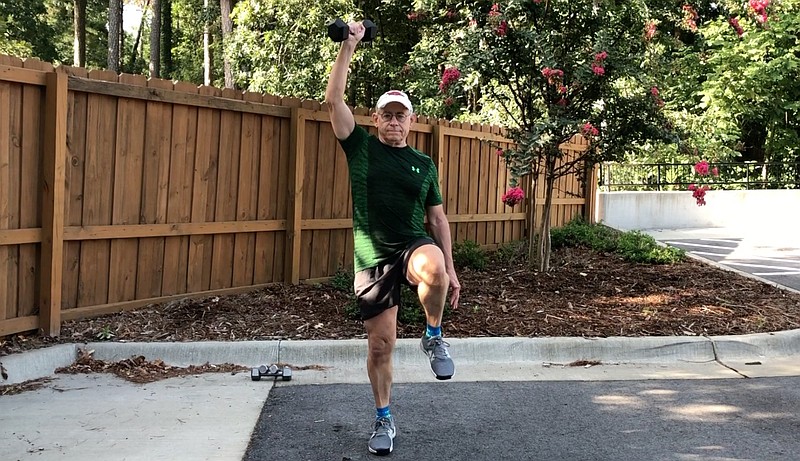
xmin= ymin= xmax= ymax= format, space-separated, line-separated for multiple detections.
xmin=325 ymin=21 xmax=365 ymax=141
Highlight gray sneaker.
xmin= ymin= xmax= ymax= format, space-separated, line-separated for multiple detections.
xmin=420 ymin=335 xmax=454 ymax=380
xmin=368 ymin=415 xmax=396 ymax=456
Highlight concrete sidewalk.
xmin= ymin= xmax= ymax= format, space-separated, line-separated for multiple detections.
xmin=2 ymin=331 xmax=800 ymax=461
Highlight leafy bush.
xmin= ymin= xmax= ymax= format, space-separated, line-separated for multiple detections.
xmin=452 ymin=239 xmax=488 ymax=270
xmin=493 ymin=239 xmax=529 ymax=265
xmin=551 ymin=219 xmax=619 ymax=252
xmin=551 ymin=218 xmax=684 ymax=264
xmin=616 ymin=231 xmax=685 ymax=264
xmin=330 ymin=267 xmax=354 ymax=293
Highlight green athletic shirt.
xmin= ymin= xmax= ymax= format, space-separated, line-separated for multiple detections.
xmin=339 ymin=125 xmax=443 ymax=272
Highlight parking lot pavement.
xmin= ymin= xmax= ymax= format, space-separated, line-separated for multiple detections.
xmin=245 ymin=377 xmax=800 ymax=461
xmin=644 ymin=228 xmax=800 ymax=293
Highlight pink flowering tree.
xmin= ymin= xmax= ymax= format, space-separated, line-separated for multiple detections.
xmin=412 ymin=0 xmax=674 ymax=271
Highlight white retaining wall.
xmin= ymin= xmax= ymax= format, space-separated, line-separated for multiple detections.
xmin=596 ymin=189 xmax=800 ymax=230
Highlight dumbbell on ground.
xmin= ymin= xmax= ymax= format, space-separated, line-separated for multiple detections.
xmin=326 ymin=18 xmax=377 ymax=42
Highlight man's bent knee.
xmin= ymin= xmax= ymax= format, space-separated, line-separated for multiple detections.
xmin=408 ymin=245 xmax=448 ymax=287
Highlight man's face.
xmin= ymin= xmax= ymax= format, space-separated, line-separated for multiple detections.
xmin=373 ymin=102 xmax=415 ymax=147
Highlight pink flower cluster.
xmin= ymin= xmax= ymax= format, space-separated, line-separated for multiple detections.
xmin=749 ymin=0 xmax=770 ymax=24
xmin=489 ymin=3 xmax=501 ymax=17
xmin=645 ymin=21 xmax=657 ymax=41
xmin=501 ymin=186 xmax=525 ymax=207
xmin=651 ymin=86 xmax=664 ymax=107
xmin=407 ymin=10 xmax=426 ymax=21
xmin=729 ymin=17 xmax=744 ymax=36
xmin=439 ymin=67 xmax=461 ymax=92
xmin=581 ymin=122 xmax=599 ymax=137
xmin=694 ymin=160 xmax=709 ymax=175
xmin=496 ymin=148 xmax=504 ymax=157
xmin=496 ymin=20 xmax=509 ymax=36
xmin=688 ymin=160 xmax=719 ymax=206
xmin=682 ymin=4 xmax=699 ymax=31
xmin=541 ymin=67 xmax=564 ymax=85
xmin=688 ymin=184 xmax=709 ymax=206
xmin=592 ymin=51 xmax=607 ymax=76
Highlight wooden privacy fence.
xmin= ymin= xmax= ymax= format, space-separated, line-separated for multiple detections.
xmin=0 ymin=55 xmax=594 ymax=337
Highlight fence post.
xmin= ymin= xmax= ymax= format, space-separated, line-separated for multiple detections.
xmin=431 ymin=125 xmax=445 ymax=190
xmin=285 ymin=107 xmax=305 ymax=284
xmin=585 ymin=163 xmax=599 ymax=224
xmin=39 ymin=70 xmax=68 ymax=336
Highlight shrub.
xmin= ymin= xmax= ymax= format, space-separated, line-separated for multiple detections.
xmin=550 ymin=218 xmax=685 ymax=264
xmin=616 ymin=231 xmax=685 ymax=264
xmin=493 ymin=239 xmax=528 ymax=265
xmin=452 ymin=239 xmax=488 ymax=270
xmin=551 ymin=218 xmax=619 ymax=252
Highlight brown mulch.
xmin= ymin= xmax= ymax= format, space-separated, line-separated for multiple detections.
xmin=1 ymin=246 xmax=800 ymax=387
xmin=52 ymin=348 xmax=249 ymax=384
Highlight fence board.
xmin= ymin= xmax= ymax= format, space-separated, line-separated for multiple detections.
xmin=314 ymin=119 xmax=336 ymax=279
xmin=457 ymin=125 xmax=471 ymax=243
xmin=78 ymin=70 xmax=118 ymax=308
xmin=327 ymin=122 xmax=350 ymax=274
xmin=233 ymin=92 xmax=262 ymax=287
xmin=19 ymin=74 xmax=42 ymax=318
xmin=162 ymin=81 xmax=199 ymax=295
xmin=62 ymin=66 xmax=89 ymax=310
xmin=137 ymin=78 xmax=173 ymax=299
xmin=108 ymin=74 xmax=146 ymax=304
xmin=210 ymin=88 xmax=242 ymax=289
xmin=0 ymin=78 xmax=11 ymax=320
xmin=187 ymin=84 xmax=221 ymax=292
xmin=5 ymin=77 xmax=22 ymax=320
xmin=254 ymin=94 xmax=278 ymax=283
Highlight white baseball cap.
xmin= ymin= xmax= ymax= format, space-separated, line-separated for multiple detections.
xmin=376 ymin=90 xmax=413 ymax=113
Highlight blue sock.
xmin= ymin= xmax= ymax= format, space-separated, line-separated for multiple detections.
xmin=425 ymin=324 xmax=442 ymax=338
xmin=376 ymin=405 xmax=391 ymax=419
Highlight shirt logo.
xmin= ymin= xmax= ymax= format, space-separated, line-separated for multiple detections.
xmin=411 ymin=166 xmax=420 ymax=174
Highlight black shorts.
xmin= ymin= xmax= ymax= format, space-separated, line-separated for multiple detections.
xmin=354 ymin=237 xmax=438 ymax=321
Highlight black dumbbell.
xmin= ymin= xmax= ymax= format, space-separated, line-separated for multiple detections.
xmin=251 ymin=364 xmax=292 ymax=381
xmin=326 ymin=18 xmax=377 ymax=42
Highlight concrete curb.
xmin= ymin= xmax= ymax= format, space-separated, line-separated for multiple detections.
xmin=2 ymin=329 xmax=799 ymax=386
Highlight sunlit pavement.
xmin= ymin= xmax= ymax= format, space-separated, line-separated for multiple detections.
xmin=645 ymin=227 xmax=800 ymax=293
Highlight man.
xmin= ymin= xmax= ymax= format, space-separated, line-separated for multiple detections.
xmin=324 ymin=20 xmax=461 ymax=456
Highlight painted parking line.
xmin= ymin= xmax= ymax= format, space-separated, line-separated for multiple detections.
xmin=660 ymin=236 xmax=800 ymax=293
xmin=664 ymin=241 xmax=739 ymax=251
xmin=691 ymin=251 xmax=799 ymax=264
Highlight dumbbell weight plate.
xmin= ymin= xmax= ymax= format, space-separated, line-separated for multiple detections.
xmin=326 ymin=18 xmax=378 ymax=42
xmin=326 ymin=18 xmax=349 ymax=42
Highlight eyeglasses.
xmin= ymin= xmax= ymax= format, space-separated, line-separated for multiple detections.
xmin=378 ymin=112 xmax=409 ymax=123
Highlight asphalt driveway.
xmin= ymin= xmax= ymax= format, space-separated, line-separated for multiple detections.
xmin=644 ymin=228 xmax=800 ymax=293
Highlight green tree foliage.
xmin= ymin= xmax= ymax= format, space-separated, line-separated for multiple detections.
xmin=1 ymin=0 xmax=119 ymax=68
xmin=226 ymin=0 xmax=356 ymax=97
xmin=227 ymin=0 xmax=417 ymax=105
xmin=628 ymin=0 xmax=800 ymax=165
xmin=0 ymin=0 xmax=59 ymax=60
xmin=406 ymin=0 xmax=674 ymax=270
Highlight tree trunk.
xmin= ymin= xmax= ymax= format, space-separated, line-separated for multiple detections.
xmin=203 ymin=0 xmax=212 ymax=85
xmin=526 ymin=174 xmax=538 ymax=263
xmin=73 ymin=0 xmax=87 ymax=67
xmin=536 ymin=157 xmax=557 ymax=272
xmin=150 ymin=0 xmax=162 ymax=78
xmin=161 ymin=0 xmax=173 ymax=78
xmin=129 ymin=0 xmax=151 ymax=70
xmin=107 ymin=0 xmax=120 ymax=72
xmin=219 ymin=0 xmax=234 ymax=88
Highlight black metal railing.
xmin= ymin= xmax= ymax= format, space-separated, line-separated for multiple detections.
xmin=599 ymin=161 xmax=800 ymax=191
